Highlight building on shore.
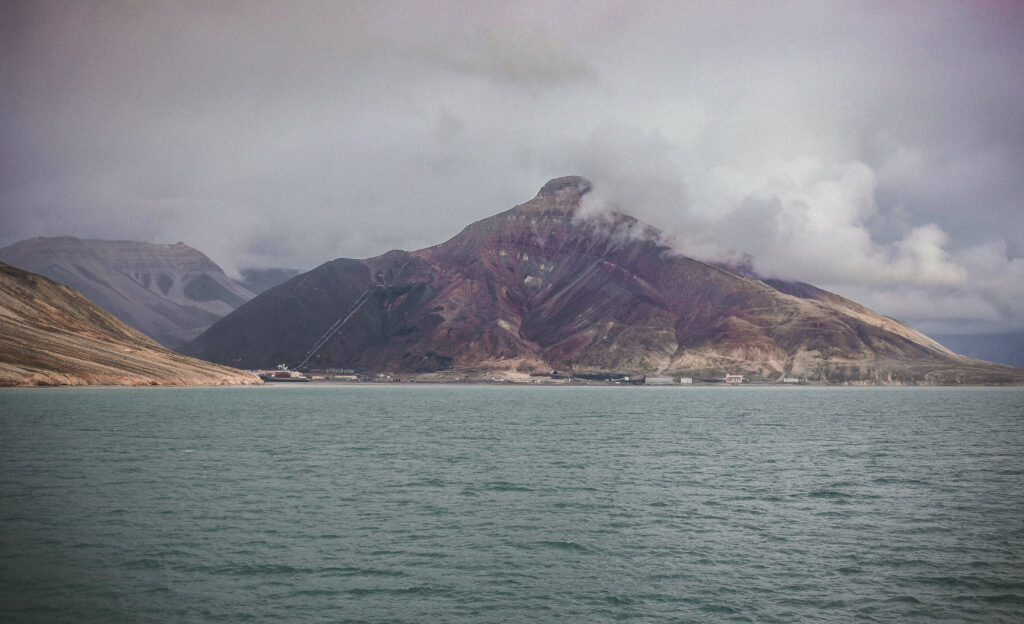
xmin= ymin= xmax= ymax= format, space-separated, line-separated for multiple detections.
xmin=645 ymin=377 xmax=676 ymax=385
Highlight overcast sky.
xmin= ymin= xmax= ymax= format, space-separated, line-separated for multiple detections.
xmin=2 ymin=1 xmax=1023 ymax=336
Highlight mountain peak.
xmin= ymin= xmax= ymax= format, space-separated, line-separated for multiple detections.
xmin=511 ymin=176 xmax=593 ymax=217
xmin=538 ymin=176 xmax=592 ymax=197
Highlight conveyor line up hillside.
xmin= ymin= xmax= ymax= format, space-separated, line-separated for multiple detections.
xmin=292 ymin=289 xmax=373 ymax=370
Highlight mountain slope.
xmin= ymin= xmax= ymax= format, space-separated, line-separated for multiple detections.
xmin=0 ymin=262 xmax=260 ymax=386
xmin=182 ymin=177 xmax=1024 ymax=384
xmin=0 ymin=237 xmax=255 ymax=347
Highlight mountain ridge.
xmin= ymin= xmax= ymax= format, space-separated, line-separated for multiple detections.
xmin=0 ymin=236 xmax=255 ymax=347
xmin=182 ymin=177 xmax=1024 ymax=384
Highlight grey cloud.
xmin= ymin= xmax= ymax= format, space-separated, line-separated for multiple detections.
xmin=454 ymin=23 xmax=596 ymax=87
xmin=2 ymin=1 xmax=1023 ymax=336
xmin=548 ymin=124 xmax=690 ymax=222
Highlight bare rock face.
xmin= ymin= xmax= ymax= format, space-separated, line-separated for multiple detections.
xmin=0 ymin=262 xmax=261 ymax=386
xmin=182 ymin=178 xmax=1024 ymax=384
xmin=0 ymin=237 xmax=255 ymax=348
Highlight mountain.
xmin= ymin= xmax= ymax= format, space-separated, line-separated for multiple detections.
xmin=0 ymin=262 xmax=260 ymax=386
xmin=238 ymin=267 xmax=302 ymax=294
xmin=0 ymin=237 xmax=255 ymax=348
xmin=182 ymin=177 xmax=1024 ymax=384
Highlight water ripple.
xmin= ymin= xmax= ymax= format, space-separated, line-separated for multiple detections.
xmin=1 ymin=385 xmax=1022 ymax=623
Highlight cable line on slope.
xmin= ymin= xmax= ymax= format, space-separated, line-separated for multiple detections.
xmin=292 ymin=289 xmax=373 ymax=370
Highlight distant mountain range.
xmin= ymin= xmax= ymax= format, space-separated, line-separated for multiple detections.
xmin=0 ymin=262 xmax=259 ymax=386
xmin=0 ymin=237 xmax=296 ymax=348
xmin=238 ymin=267 xmax=302 ymax=296
xmin=182 ymin=177 xmax=1024 ymax=384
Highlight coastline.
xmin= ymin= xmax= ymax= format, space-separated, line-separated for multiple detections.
xmin=6 ymin=378 xmax=1021 ymax=389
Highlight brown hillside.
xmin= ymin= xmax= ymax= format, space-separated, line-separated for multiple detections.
xmin=0 ymin=262 xmax=261 ymax=386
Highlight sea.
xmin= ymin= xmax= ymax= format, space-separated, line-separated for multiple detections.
xmin=1 ymin=385 xmax=1022 ymax=623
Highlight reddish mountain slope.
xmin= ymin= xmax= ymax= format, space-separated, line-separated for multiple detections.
xmin=182 ymin=177 xmax=1024 ymax=384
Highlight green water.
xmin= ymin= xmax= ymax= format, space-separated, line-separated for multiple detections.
xmin=1 ymin=385 xmax=1022 ymax=622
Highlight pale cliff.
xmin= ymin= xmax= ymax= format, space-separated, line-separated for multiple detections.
xmin=0 ymin=262 xmax=261 ymax=386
